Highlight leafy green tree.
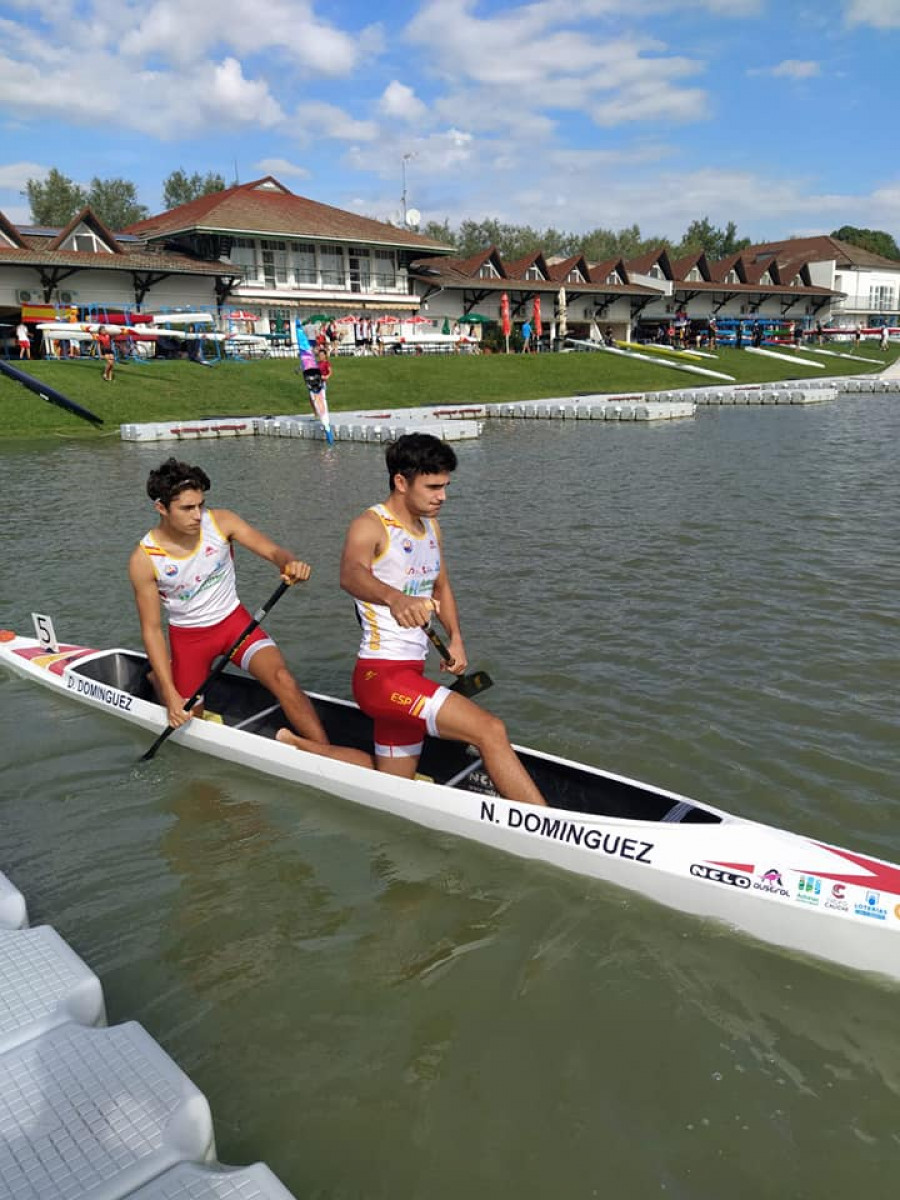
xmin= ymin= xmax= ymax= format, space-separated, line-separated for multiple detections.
xmin=675 ymin=217 xmax=749 ymax=260
xmin=25 ymin=168 xmax=87 ymax=225
xmin=421 ymin=218 xmax=456 ymax=247
xmin=830 ymin=225 xmax=900 ymax=261
xmin=162 ymin=168 xmax=227 ymax=210
xmin=86 ymin=177 xmax=149 ymax=229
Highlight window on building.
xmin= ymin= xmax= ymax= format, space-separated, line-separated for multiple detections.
xmin=648 ymin=265 xmax=664 ymax=279
xmin=320 ymin=245 xmax=345 ymax=289
xmin=759 ymin=270 xmax=771 ymax=284
xmin=870 ymin=284 xmax=895 ymax=310
xmin=374 ymin=248 xmax=397 ymax=289
xmin=525 ymin=265 xmax=544 ymax=280
xmin=479 ymin=261 xmax=500 ymax=279
xmin=606 ymin=272 xmax=620 ymax=285
xmin=725 ymin=269 xmax=739 ymax=284
xmin=567 ymin=268 xmax=584 ymax=283
xmin=260 ymin=239 xmax=288 ymax=286
xmin=292 ymin=242 xmax=317 ymax=285
xmin=686 ymin=267 xmax=701 ymax=282
xmin=63 ymin=225 xmax=112 ymax=254
xmin=348 ymin=246 xmax=371 ymax=293
xmin=229 ymin=236 xmax=258 ymax=282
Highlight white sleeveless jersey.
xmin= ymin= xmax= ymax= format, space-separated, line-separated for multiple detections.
xmin=356 ymin=504 xmax=442 ymax=660
xmin=140 ymin=510 xmax=239 ymax=628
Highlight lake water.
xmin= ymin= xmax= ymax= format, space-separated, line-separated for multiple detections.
xmin=1 ymin=396 xmax=899 ymax=1199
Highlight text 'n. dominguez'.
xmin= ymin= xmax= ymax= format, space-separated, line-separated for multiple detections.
xmin=480 ymin=801 xmax=653 ymax=863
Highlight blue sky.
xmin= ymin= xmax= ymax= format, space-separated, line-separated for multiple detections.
xmin=1 ymin=0 xmax=899 ymax=242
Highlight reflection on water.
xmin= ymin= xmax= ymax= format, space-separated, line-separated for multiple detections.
xmin=1 ymin=396 xmax=900 ymax=1198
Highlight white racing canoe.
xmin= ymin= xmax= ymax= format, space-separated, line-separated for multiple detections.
xmin=2 ymin=624 xmax=899 ymax=983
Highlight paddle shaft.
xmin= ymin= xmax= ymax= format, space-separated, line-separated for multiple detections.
xmin=141 ymin=580 xmax=291 ymax=761
xmin=425 ymin=624 xmax=493 ymax=698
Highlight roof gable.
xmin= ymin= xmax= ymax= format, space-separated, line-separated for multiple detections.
xmin=49 ymin=206 xmax=123 ymax=254
xmin=0 ymin=210 xmax=26 ymax=249
xmin=588 ymin=256 xmax=630 ymax=286
xmin=625 ymin=247 xmax=673 ymax=280
xmin=547 ymin=254 xmax=591 ymax=283
xmin=670 ymin=251 xmax=712 ymax=282
xmin=503 ymin=249 xmax=551 ymax=281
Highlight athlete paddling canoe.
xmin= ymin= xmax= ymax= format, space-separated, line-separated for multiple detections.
xmin=318 ymin=433 xmax=545 ymax=806
xmin=129 ymin=457 xmax=372 ymax=768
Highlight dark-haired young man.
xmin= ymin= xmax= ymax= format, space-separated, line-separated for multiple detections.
xmin=129 ymin=457 xmax=371 ymax=768
xmin=330 ymin=433 xmax=545 ymax=806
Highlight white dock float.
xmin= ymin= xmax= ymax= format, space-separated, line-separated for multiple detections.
xmin=486 ymin=397 xmax=695 ymax=421
xmin=0 ymin=926 xmax=106 ymax=1055
xmin=0 ymin=876 xmax=299 ymax=1200
xmin=124 ymin=1162 xmax=296 ymax=1199
xmin=121 ymin=411 xmax=483 ymax=444
xmin=0 ymin=1021 xmax=215 ymax=1200
xmin=0 ymin=869 xmax=27 ymax=930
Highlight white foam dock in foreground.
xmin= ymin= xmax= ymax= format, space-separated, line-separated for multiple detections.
xmin=0 ymin=869 xmax=27 ymax=930
xmin=0 ymin=875 xmax=298 ymax=1200
xmin=121 ymin=410 xmax=483 ymax=443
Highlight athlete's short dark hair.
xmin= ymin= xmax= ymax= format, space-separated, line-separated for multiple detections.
xmin=146 ymin=458 xmax=211 ymax=507
xmin=385 ymin=433 xmax=457 ymax=490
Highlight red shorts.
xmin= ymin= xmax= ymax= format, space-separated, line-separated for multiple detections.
xmin=352 ymin=658 xmax=450 ymax=758
xmin=169 ymin=604 xmax=274 ymax=698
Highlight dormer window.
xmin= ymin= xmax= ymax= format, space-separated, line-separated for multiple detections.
xmin=725 ymin=269 xmax=739 ymax=283
xmin=606 ymin=272 xmax=620 ymax=285
xmin=686 ymin=267 xmax=701 ymax=282
xmin=525 ymin=265 xmax=544 ymax=280
xmin=62 ymin=225 xmax=112 ymax=254
xmin=567 ymin=268 xmax=584 ymax=283
xmin=792 ymin=274 xmax=803 ymax=286
xmin=759 ymin=270 xmax=771 ymax=284
xmin=479 ymin=261 xmax=499 ymax=279
xmin=648 ymin=265 xmax=664 ymax=279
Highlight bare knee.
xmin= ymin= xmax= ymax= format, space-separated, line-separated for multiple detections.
xmin=472 ymin=712 xmax=508 ymax=752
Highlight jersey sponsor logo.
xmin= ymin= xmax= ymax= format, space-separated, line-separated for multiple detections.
xmin=163 ymin=564 xmax=178 ymax=576
xmin=402 ymin=538 xmax=413 ymax=554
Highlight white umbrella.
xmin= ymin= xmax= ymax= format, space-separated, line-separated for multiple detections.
xmin=589 ymin=319 xmax=602 ymax=343
xmin=557 ymin=287 xmax=568 ymax=344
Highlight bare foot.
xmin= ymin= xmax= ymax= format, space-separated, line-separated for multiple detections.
xmin=276 ymin=727 xmax=374 ymax=770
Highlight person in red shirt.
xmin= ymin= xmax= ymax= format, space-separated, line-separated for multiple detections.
xmin=315 ymin=346 xmax=332 ymax=383
xmin=93 ymin=325 xmax=115 ymax=382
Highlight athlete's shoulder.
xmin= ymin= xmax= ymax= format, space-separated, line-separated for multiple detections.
xmin=207 ymin=507 xmax=236 ymax=537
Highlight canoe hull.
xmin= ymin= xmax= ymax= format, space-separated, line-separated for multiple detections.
xmin=2 ymin=632 xmax=899 ymax=983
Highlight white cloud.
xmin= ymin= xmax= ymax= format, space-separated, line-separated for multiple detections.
xmin=294 ymin=101 xmax=379 ymax=142
xmin=749 ymin=59 xmax=822 ymax=79
xmin=844 ymin=0 xmax=900 ymax=28
xmin=378 ymin=81 xmax=428 ymax=123
xmin=0 ymin=161 xmax=48 ymax=190
xmin=255 ymin=157 xmax=310 ymax=180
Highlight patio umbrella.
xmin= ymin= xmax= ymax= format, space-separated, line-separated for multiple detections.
xmin=533 ymin=296 xmax=542 ymax=341
xmin=442 ymin=317 xmax=451 ymax=335
xmin=227 ymin=309 xmax=259 ymax=320
xmin=305 ymin=312 xmax=335 ymax=324
xmin=461 ymin=313 xmax=491 ymax=324
xmin=406 ymin=315 xmax=433 ymax=325
xmin=500 ymin=293 xmax=511 ymax=353
xmin=557 ymin=287 xmax=567 ymax=346
xmin=336 ymin=314 xmax=358 ymax=324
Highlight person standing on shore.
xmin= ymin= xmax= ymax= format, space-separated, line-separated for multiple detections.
xmin=16 ymin=322 xmax=31 ymax=360
xmin=129 ymin=457 xmax=372 ymax=768
xmin=336 ymin=433 xmax=546 ymax=807
xmin=93 ymin=325 xmax=115 ymax=382
xmin=521 ymin=319 xmax=532 ymax=353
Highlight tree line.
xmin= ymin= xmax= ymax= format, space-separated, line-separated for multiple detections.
xmin=24 ymin=168 xmax=227 ymax=229
xmin=22 ymin=166 xmax=900 ymax=265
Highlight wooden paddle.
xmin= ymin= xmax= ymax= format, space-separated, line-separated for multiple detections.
xmin=140 ymin=580 xmax=291 ymax=761
xmin=424 ymin=623 xmax=493 ymax=698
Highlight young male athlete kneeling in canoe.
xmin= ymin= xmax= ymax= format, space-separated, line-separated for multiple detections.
xmin=299 ymin=432 xmax=544 ymax=806
xmin=129 ymin=457 xmax=372 ymax=768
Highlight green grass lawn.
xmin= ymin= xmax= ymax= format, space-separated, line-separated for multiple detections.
xmin=2 ymin=342 xmax=899 ymax=440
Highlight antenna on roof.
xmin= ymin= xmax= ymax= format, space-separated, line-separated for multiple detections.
xmin=233 ymin=159 xmax=240 ymax=186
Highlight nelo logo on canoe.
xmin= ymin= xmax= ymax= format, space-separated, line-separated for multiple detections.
xmin=690 ymin=864 xmax=751 ymax=889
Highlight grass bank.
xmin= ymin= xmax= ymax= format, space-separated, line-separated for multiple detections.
xmin=2 ymin=343 xmax=898 ymax=439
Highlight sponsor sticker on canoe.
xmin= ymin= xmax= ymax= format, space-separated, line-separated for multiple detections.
xmin=825 ymin=883 xmax=849 ymax=913
xmin=67 ymin=674 xmax=133 ymax=712
xmin=754 ymin=868 xmax=790 ymax=897
xmin=690 ymin=864 xmax=751 ymax=889
xmin=795 ymin=874 xmax=822 ymax=905
xmin=479 ymin=801 xmax=653 ymax=864
xmin=854 ymin=890 xmax=887 ymax=921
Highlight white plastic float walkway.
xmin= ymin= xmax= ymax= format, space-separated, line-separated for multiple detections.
xmin=118 ymin=376 xmax=900 ymax=444
xmin=0 ymin=868 xmax=295 ymax=1200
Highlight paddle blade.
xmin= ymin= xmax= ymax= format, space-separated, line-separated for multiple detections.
xmin=450 ymin=669 xmax=493 ymax=698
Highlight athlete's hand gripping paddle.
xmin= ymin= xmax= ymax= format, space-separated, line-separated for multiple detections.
xmin=424 ymin=623 xmax=493 ymax=698
xmin=140 ymin=581 xmax=290 ymax=762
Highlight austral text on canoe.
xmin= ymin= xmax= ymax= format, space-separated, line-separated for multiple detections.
xmin=481 ymin=801 xmax=654 ymax=863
